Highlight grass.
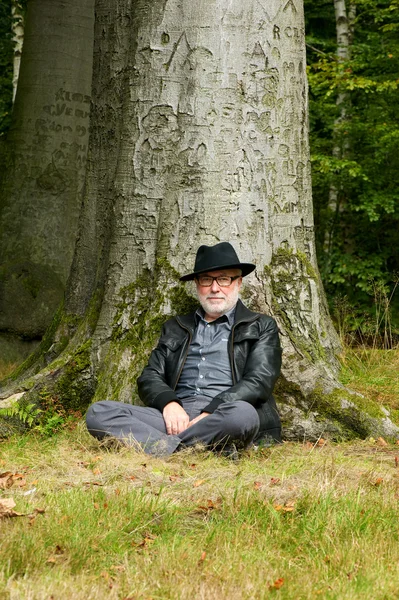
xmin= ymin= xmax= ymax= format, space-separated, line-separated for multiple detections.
xmin=2 ymin=424 xmax=399 ymax=599
xmin=340 ymin=348 xmax=399 ymax=410
xmin=1 ymin=346 xmax=399 ymax=599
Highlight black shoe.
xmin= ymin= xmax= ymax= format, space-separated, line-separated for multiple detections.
xmin=219 ymin=444 xmax=239 ymax=461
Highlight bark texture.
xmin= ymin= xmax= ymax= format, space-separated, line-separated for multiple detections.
xmin=1 ymin=0 xmax=398 ymax=441
xmin=0 ymin=0 xmax=94 ymax=343
xmin=11 ymin=0 xmax=24 ymax=103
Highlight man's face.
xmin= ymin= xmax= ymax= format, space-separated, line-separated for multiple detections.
xmin=195 ymin=269 xmax=242 ymax=321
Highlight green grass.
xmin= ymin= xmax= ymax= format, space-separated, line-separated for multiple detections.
xmin=1 ymin=347 xmax=399 ymax=598
xmin=340 ymin=348 xmax=399 ymax=410
xmin=2 ymin=425 xmax=399 ymax=599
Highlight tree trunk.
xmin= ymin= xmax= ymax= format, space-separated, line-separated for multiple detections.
xmin=323 ymin=0 xmax=356 ymax=263
xmin=1 ymin=0 xmax=397 ymax=441
xmin=11 ymin=0 xmax=24 ymax=103
xmin=0 ymin=0 xmax=95 ymax=349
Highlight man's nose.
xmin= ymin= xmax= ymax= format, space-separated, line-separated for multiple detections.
xmin=210 ymin=279 xmax=221 ymax=292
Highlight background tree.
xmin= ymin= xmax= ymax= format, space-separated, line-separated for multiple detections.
xmin=1 ymin=0 xmax=398 ymax=440
xmin=0 ymin=0 xmax=94 ymax=363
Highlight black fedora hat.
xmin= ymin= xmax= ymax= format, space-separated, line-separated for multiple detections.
xmin=180 ymin=242 xmax=256 ymax=281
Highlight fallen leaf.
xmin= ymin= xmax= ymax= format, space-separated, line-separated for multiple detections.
xmin=0 ymin=472 xmax=26 ymax=489
xmin=374 ymin=477 xmax=384 ymax=486
xmin=169 ymin=475 xmax=179 ymax=482
xmin=93 ymin=502 xmax=100 ymax=510
xmin=0 ymin=497 xmax=24 ymax=518
xmin=195 ymin=498 xmax=222 ymax=514
xmin=376 ymin=437 xmax=388 ymax=447
xmin=270 ymin=478 xmax=280 ymax=486
xmin=194 ymin=480 xmax=205 ymax=488
xmin=254 ymin=481 xmax=262 ymax=490
xmin=135 ymin=533 xmax=157 ymax=550
xmin=274 ymin=500 xmax=296 ymax=513
xmin=34 ymin=507 xmax=45 ymax=515
xmin=0 ymin=472 xmax=13 ymax=489
xmin=198 ymin=551 xmax=207 ymax=563
xmin=395 ymin=456 xmax=398 ymax=468
xmin=111 ymin=565 xmax=125 ymax=572
xmin=317 ymin=438 xmax=327 ymax=447
xmin=189 ymin=464 xmax=197 ymax=469
xmin=304 ymin=441 xmax=313 ymax=449
xmin=269 ymin=577 xmax=284 ymax=590
xmin=92 ymin=468 xmax=101 ymax=475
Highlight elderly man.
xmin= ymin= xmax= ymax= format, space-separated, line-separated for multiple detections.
xmin=86 ymin=242 xmax=282 ymax=456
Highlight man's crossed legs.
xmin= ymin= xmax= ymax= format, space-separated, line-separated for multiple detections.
xmin=86 ymin=396 xmax=260 ymax=457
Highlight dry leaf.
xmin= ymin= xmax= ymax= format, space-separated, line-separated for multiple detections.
xmin=0 ymin=497 xmax=24 ymax=518
xmin=194 ymin=480 xmax=205 ymax=487
xmin=195 ymin=498 xmax=222 ymax=514
xmin=274 ymin=500 xmax=296 ymax=513
xmin=270 ymin=477 xmax=280 ymax=486
xmin=0 ymin=472 xmax=26 ymax=489
xmin=198 ymin=551 xmax=207 ymax=563
xmin=92 ymin=468 xmax=101 ymax=475
xmin=93 ymin=502 xmax=100 ymax=510
xmin=374 ymin=477 xmax=384 ymax=486
xmin=376 ymin=437 xmax=388 ymax=447
xmin=317 ymin=438 xmax=327 ymax=447
xmin=254 ymin=481 xmax=262 ymax=490
xmin=395 ymin=456 xmax=398 ymax=468
xmin=269 ymin=578 xmax=284 ymax=590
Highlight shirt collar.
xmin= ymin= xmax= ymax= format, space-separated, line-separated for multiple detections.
xmin=195 ymin=304 xmax=236 ymax=326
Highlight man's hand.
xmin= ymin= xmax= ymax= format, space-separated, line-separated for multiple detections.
xmin=163 ymin=402 xmax=190 ymax=435
xmin=188 ymin=412 xmax=210 ymax=428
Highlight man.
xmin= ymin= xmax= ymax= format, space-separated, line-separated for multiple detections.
xmin=86 ymin=242 xmax=282 ymax=456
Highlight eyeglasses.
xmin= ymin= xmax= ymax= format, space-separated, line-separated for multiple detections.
xmin=196 ymin=275 xmax=241 ymax=287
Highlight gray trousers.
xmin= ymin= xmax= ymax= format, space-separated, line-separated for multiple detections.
xmin=85 ymin=396 xmax=260 ymax=456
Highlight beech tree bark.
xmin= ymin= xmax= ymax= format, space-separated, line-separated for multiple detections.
xmin=1 ymin=0 xmax=397 ymax=441
xmin=0 ymin=0 xmax=94 ymax=348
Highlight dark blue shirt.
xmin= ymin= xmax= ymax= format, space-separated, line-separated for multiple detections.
xmin=175 ymin=306 xmax=235 ymax=400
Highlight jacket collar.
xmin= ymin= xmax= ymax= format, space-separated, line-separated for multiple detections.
xmin=176 ymin=299 xmax=259 ymax=333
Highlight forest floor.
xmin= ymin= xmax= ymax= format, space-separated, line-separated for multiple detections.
xmin=1 ymin=347 xmax=399 ymax=600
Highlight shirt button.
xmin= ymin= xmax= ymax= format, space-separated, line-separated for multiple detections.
xmin=199 ymin=375 xmax=203 ymax=379
xmin=207 ymin=324 xmax=210 ymax=328
xmin=202 ymin=357 xmax=205 ymax=361
xmin=196 ymin=387 xmax=201 ymax=392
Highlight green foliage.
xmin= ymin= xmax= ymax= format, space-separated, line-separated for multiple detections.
xmin=305 ymin=0 xmax=399 ymax=336
xmin=0 ymin=401 xmax=41 ymax=427
xmin=0 ymin=0 xmax=13 ymax=135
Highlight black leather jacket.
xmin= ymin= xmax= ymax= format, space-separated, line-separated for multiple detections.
xmin=137 ymin=300 xmax=282 ymax=435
